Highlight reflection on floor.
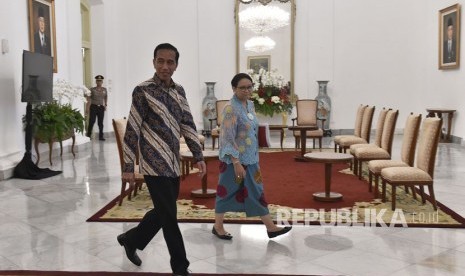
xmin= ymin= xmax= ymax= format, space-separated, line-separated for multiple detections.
xmin=1 ymin=132 xmax=465 ymax=275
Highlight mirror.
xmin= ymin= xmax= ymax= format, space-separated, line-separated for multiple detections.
xmin=235 ymin=0 xmax=295 ymax=98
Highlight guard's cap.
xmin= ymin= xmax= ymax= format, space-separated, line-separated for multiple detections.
xmin=95 ymin=75 xmax=104 ymax=80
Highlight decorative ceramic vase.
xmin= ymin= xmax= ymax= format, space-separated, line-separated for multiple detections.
xmin=201 ymin=82 xmax=218 ymax=134
xmin=281 ymin=112 xmax=288 ymax=126
xmin=315 ymin=81 xmax=331 ymax=134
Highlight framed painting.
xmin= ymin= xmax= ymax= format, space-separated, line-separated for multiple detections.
xmin=247 ymin=55 xmax=270 ymax=73
xmin=439 ymin=4 xmax=461 ymax=70
xmin=28 ymin=0 xmax=57 ymax=72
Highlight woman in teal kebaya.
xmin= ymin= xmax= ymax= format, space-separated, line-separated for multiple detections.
xmin=212 ymin=73 xmax=292 ymax=240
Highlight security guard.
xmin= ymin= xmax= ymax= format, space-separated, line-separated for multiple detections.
xmin=86 ymin=75 xmax=108 ymax=141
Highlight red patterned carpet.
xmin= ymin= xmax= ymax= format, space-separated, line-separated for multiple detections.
xmin=88 ymin=151 xmax=465 ymax=228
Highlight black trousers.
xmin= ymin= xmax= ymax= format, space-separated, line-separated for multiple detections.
xmin=87 ymin=104 xmax=105 ymax=138
xmin=125 ymin=175 xmax=189 ymax=274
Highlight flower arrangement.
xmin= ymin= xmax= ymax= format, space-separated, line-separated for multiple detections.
xmin=53 ymin=78 xmax=90 ymax=105
xmin=27 ymin=79 xmax=90 ymax=141
xmin=248 ymin=68 xmax=293 ymax=117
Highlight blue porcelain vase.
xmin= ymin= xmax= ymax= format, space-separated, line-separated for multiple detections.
xmin=315 ymin=81 xmax=331 ymax=134
xmin=201 ymin=82 xmax=217 ymax=133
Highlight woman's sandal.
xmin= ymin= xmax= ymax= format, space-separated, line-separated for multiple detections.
xmin=212 ymin=226 xmax=233 ymax=240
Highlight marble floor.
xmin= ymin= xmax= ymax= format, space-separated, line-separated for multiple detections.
xmin=1 ymin=132 xmax=465 ymax=275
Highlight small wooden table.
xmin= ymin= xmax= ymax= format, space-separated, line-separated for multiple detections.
xmin=426 ymin=108 xmax=456 ymax=142
xmin=34 ymin=134 xmax=76 ymax=165
xmin=288 ymin=125 xmax=319 ymax=161
xmin=268 ymin=125 xmax=287 ymax=150
xmin=180 ymin=150 xmax=218 ymax=198
xmin=304 ymin=152 xmax=353 ymax=202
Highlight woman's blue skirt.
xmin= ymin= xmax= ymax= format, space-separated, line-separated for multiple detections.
xmin=215 ymin=162 xmax=269 ymax=217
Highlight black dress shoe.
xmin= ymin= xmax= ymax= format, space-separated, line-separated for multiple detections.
xmin=267 ymin=226 xmax=292 ymax=238
xmin=99 ymin=137 xmax=106 ymax=141
xmin=117 ymin=233 xmax=142 ymax=266
xmin=212 ymin=226 xmax=233 ymax=240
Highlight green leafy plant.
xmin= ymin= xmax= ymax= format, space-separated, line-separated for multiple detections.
xmin=27 ymin=102 xmax=85 ymax=142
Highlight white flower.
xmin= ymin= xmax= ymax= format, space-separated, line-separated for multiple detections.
xmin=258 ymin=98 xmax=265 ymax=105
xmin=248 ymin=68 xmax=287 ymax=89
xmin=271 ymin=96 xmax=281 ymax=104
xmin=53 ymin=79 xmax=89 ymax=104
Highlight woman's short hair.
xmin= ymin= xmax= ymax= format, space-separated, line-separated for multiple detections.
xmin=231 ymin=73 xmax=253 ymax=88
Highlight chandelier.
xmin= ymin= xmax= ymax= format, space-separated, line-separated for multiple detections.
xmin=239 ymin=0 xmax=291 ymax=5
xmin=239 ymin=5 xmax=290 ymax=34
xmin=244 ymin=36 xmax=276 ymax=53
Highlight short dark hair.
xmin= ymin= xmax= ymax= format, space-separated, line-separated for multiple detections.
xmin=153 ymin=43 xmax=179 ymax=63
xmin=231 ymin=73 xmax=253 ymax=88
xmin=448 ymin=17 xmax=454 ymax=27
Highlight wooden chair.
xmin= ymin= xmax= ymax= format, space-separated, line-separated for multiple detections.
xmin=351 ymin=109 xmax=399 ymax=180
xmin=335 ymin=105 xmax=375 ymax=153
xmin=291 ymin=99 xmax=324 ymax=150
xmin=367 ymin=113 xmax=422 ymax=196
xmin=209 ymin=100 xmax=229 ymax=150
xmin=112 ymin=118 xmax=145 ymax=206
xmin=380 ymin=117 xmax=442 ymax=210
xmin=333 ymin=104 xmax=368 ymax=152
xmin=349 ymin=107 xmax=389 ymax=174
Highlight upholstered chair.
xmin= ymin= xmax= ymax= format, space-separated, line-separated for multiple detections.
xmin=209 ymin=100 xmax=229 ymax=150
xmin=380 ymin=117 xmax=442 ymax=210
xmin=291 ymin=99 xmax=324 ymax=149
xmin=333 ymin=104 xmax=368 ymax=152
xmin=112 ymin=118 xmax=145 ymax=206
xmin=335 ymin=105 xmax=375 ymax=153
xmin=367 ymin=113 xmax=422 ymax=196
xmin=351 ymin=109 xmax=399 ymax=180
xmin=349 ymin=107 xmax=390 ymax=174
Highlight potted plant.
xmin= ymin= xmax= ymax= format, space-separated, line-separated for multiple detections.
xmin=30 ymin=101 xmax=85 ymax=142
xmin=24 ymin=79 xmax=90 ymax=143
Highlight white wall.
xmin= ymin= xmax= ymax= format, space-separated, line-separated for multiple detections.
xmin=90 ymin=0 xmax=236 ymax=130
xmin=97 ymin=0 xmax=465 ymax=138
xmin=0 ymin=0 xmax=84 ymax=170
xmin=2 ymin=0 xmax=465 ymax=173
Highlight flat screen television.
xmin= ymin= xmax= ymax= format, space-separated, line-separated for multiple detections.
xmin=21 ymin=50 xmax=53 ymax=103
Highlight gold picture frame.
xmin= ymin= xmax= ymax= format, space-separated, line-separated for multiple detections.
xmin=28 ymin=0 xmax=57 ymax=72
xmin=247 ymin=55 xmax=271 ymax=73
xmin=439 ymin=4 xmax=461 ymax=70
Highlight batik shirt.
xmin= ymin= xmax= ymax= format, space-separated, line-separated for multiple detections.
xmin=219 ymin=95 xmax=259 ymax=165
xmin=123 ymin=74 xmax=204 ymax=177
